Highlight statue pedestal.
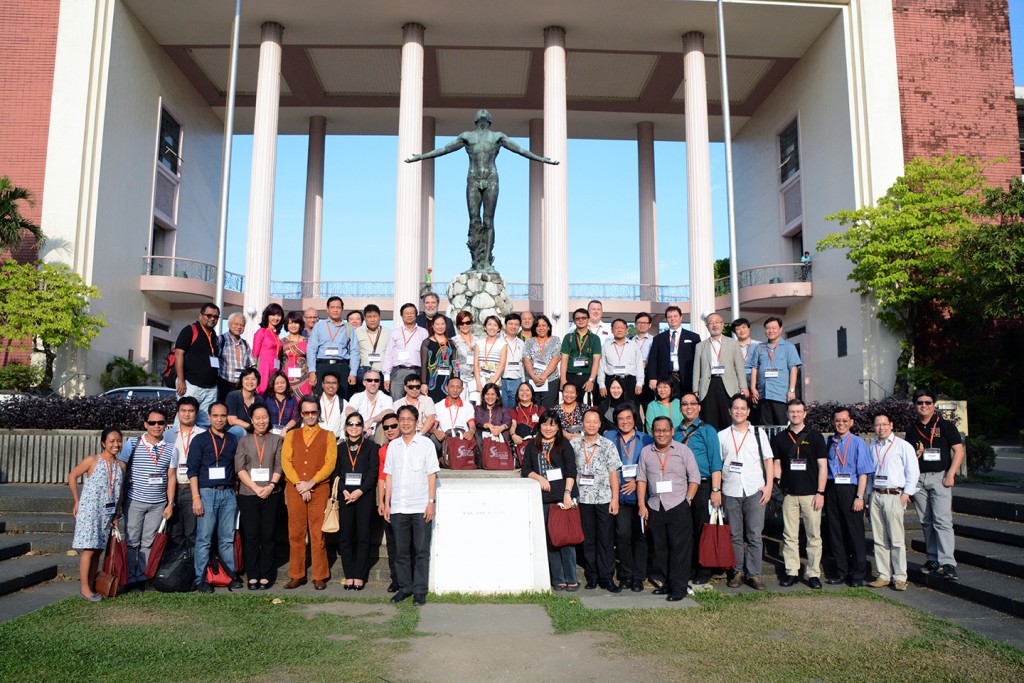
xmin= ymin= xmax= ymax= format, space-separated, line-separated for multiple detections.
xmin=447 ymin=271 xmax=513 ymax=333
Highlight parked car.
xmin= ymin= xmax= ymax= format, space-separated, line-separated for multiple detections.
xmin=101 ymin=386 xmax=177 ymax=401
xmin=0 ymin=391 xmax=30 ymax=403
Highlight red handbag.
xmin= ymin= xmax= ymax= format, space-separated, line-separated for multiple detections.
xmin=144 ymin=519 xmax=169 ymax=579
xmin=442 ymin=435 xmax=477 ymax=470
xmin=233 ymin=511 xmax=244 ymax=575
xmin=547 ymin=504 xmax=584 ymax=547
xmin=698 ymin=508 xmax=736 ymax=570
xmin=481 ymin=437 xmax=515 ymax=470
xmin=205 ymin=554 xmax=233 ymax=587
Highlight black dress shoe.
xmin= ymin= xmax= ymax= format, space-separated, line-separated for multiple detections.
xmin=666 ymin=592 xmax=685 ymax=601
xmin=808 ymin=577 xmax=823 ymax=590
xmin=652 ymin=587 xmax=668 ymax=595
xmin=228 ymin=578 xmax=244 ymax=590
xmin=692 ymin=572 xmax=711 ymax=586
xmin=355 ymin=583 xmax=365 ymax=591
xmin=584 ymin=580 xmax=598 ymax=590
xmin=779 ymin=575 xmax=798 ymax=587
xmin=390 ymin=592 xmax=410 ymax=603
xmin=247 ymin=581 xmax=259 ymax=591
xmin=849 ymin=578 xmax=865 ymax=588
xmin=826 ymin=575 xmax=848 ymax=585
xmin=387 ymin=581 xmax=400 ymax=593
xmin=631 ymin=580 xmax=644 ymax=593
xmin=259 ymin=582 xmax=271 ymax=591
xmin=597 ymin=579 xmax=609 ymax=589
xmin=606 ymin=583 xmax=622 ymax=594
xmin=647 ymin=577 xmax=662 ymax=589
xmin=197 ymin=582 xmax=214 ymax=594
xmin=413 ymin=594 xmax=426 ymax=606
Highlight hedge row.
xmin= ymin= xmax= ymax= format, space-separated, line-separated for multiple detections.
xmin=0 ymin=396 xmax=179 ymax=431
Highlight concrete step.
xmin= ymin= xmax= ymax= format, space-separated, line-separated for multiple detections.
xmin=0 ymin=580 xmax=77 ymax=624
xmin=904 ymin=549 xmax=1024 ymax=619
xmin=0 ymin=514 xmax=76 ymax=534
xmin=952 ymin=485 xmax=1024 ymax=523
xmin=953 ymin=514 xmax=1024 ymax=548
xmin=0 ymin=556 xmax=59 ymax=597
xmin=0 ymin=536 xmax=32 ymax=561
xmin=0 ymin=485 xmax=74 ymax=514
xmin=909 ymin=535 xmax=1024 ymax=580
xmin=18 ymin=533 xmax=72 ymax=555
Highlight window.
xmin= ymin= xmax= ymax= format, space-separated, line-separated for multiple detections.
xmin=779 ymin=120 xmax=799 ymax=184
xmin=158 ymin=109 xmax=182 ymax=174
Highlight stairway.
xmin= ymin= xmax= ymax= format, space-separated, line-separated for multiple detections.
xmin=0 ymin=485 xmax=75 ymax=598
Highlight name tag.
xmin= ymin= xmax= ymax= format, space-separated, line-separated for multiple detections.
xmin=531 ymin=414 xmax=539 ymax=423
xmin=398 ymin=350 xmax=411 ymax=362
xmin=234 ymin=369 xmax=243 ymax=380
xmin=670 ymin=352 xmax=679 ymax=372
xmin=764 ymin=369 xmax=779 ymax=379
xmin=545 ymin=468 xmax=563 ymax=482
xmin=271 ymin=427 xmax=283 ymax=435
xmin=728 ymin=461 xmax=744 ymax=474
xmin=437 ymin=367 xmax=451 ymax=376
xmin=874 ymin=475 xmax=888 ymax=487
xmin=612 ymin=365 xmax=626 ymax=373
xmin=325 ymin=347 xmax=339 ymax=356
xmin=147 ymin=474 xmax=165 ymax=486
xmin=711 ymin=365 xmax=725 ymax=376
xmin=287 ymin=367 xmax=302 ymax=378
xmin=209 ymin=466 xmax=226 ymax=481
xmin=923 ymin=448 xmax=941 ymax=462
xmin=579 ymin=474 xmax=596 ymax=487
xmin=345 ymin=473 xmax=362 ymax=487
xmin=177 ymin=465 xmax=189 ymax=482
xmin=655 ymin=480 xmax=673 ymax=494
xmin=790 ymin=459 xmax=807 ymax=471
xmin=104 ymin=502 xmax=117 ymax=512
xmin=209 ymin=357 xmax=220 ymax=369
xmin=621 ymin=464 xmax=638 ymax=478
xmin=368 ymin=353 xmax=382 ymax=363
xmin=250 ymin=467 xmax=270 ymax=483
xmin=835 ymin=473 xmax=852 ymax=485
xmin=508 ymin=361 xmax=520 ymax=367
xmin=573 ymin=357 xmax=587 ymax=368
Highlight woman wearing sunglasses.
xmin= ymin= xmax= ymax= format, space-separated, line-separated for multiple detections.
xmin=335 ymin=415 xmax=380 ymax=589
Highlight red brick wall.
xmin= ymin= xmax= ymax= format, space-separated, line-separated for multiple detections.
xmin=892 ymin=0 xmax=1021 ymax=187
xmin=0 ymin=1 xmax=60 ymax=264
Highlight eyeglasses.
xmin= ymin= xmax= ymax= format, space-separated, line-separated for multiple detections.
xmin=458 ymin=321 xmax=472 ymax=326
xmin=916 ymin=400 xmax=933 ymax=406
xmin=406 ymin=384 xmax=421 ymax=390
xmin=364 ymin=378 xmax=380 ymax=383
xmin=301 ymin=410 xmax=319 ymax=416
xmin=680 ymin=402 xmax=700 ymax=407
xmin=345 ymin=422 xmax=363 ymax=428
xmin=146 ymin=420 xmax=166 ymax=426
xmin=382 ymin=423 xmax=399 ymax=430
xmin=201 ymin=312 xmax=220 ymax=319
xmin=574 ymin=316 xmax=588 ymax=321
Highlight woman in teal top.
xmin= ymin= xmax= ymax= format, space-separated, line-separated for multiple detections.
xmin=421 ymin=315 xmax=457 ymax=403
xmin=645 ymin=378 xmax=683 ymax=433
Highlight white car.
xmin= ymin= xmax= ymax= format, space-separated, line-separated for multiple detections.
xmin=101 ymin=386 xmax=177 ymax=401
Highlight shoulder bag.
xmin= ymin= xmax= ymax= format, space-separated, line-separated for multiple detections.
xmin=321 ymin=477 xmax=340 ymax=533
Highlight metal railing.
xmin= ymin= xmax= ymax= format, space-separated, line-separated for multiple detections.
xmin=141 ymin=256 xmax=244 ymax=292
xmin=714 ymin=262 xmax=811 ymax=295
xmin=271 ymin=280 xmax=397 ymax=299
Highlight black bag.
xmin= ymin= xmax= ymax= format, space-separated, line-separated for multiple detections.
xmin=150 ymin=540 xmax=196 ymax=593
xmin=755 ymin=427 xmax=784 ymax=527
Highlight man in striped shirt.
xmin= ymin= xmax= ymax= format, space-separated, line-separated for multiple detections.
xmin=119 ymin=408 xmax=176 ymax=591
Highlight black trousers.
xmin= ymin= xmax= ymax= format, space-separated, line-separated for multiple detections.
xmin=535 ymin=378 xmax=559 ymax=411
xmin=579 ymin=502 xmax=615 ymax=583
xmin=338 ymin=492 xmax=375 ymax=581
xmin=236 ymin=491 xmax=281 ymax=581
xmin=383 ymin=519 xmax=398 ymax=583
xmin=649 ymin=501 xmax=694 ymax=595
xmin=825 ymin=483 xmax=866 ymax=579
xmin=614 ymin=502 xmax=646 ymax=583
xmin=169 ymin=487 xmax=197 ymax=547
xmin=564 ymin=372 xmax=593 ymax=402
xmin=759 ymin=399 xmax=788 ymax=427
xmin=391 ymin=512 xmax=432 ymax=595
xmin=700 ymin=377 xmax=732 ymax=431
xmin=315 ymin=359 xmax=351 ymax=399
xmin=690 ymin=479 xmax=713 ymax=574
xmin=217 ymin=377 xmax=241 ymax=404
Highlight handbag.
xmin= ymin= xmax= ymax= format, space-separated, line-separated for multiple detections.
xmin=233 ymin=511 xmax=245 ymax=574
xmin=698 ymin=507 xmax=737 ymax=569
xmin=95 ymin=527 xmax=127 ymax=598
xmin=442 ymin=434 xmax=477 ymax=470
xmin=143 ymin=519 xmax=169 ymax=579
xmin=321 ymin=477 xmax=340 ymax=533
xmin=755 ymin=427 xmax=784 ymax=523
xmin=151 ymin=540 xmax=195 ymax=593
xmin=204 ymin=553 xmax=233 ymax=587
xmin=547 ymin=504 xmax=584 ymax=547
xmin=481 ymin=436 xmax=515 ymax=470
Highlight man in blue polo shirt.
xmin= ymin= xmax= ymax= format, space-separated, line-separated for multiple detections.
xmin=186 ymin=402 xmax=242 ymax=593
xmin=824 ymin=406 xmax=875 ymax=587
xmin=605 ymin=404 xmax=653 ymax=592
xmin=307 ymin=296 xmax=360 ymax=399
xmin=749 ymin=317 xmax=801 ymax=426
xmin=674 ymin=393 xmax=723 ymax=584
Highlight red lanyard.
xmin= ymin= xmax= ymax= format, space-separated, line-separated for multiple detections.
xmin=710 ymin=338 xmax=722 ymax=362
xmin=348 ymin=438 xmax=363 ymax=470
xmin=327 ymin=321 xmax=344 ymax=343
xmin=874 ymin=438 xmax=895 ymax=471
xmin=562 ymin=404 xmax=578 ymax=427
xmin=787 ymin=430 xmax=801 ymax=457
xmin=401 ymin=326 xmax=417 ymax=349
xmin=210 ymin=433 xmax=224 ymax=466
xmin=367 ymin=327 xmax=382 ymax=352
xmin=200 ymin=326 xmax=216 ymax=355
xmin=765 ymin=343 xmax=778 ymax=365
xmin=575 ymin=331 xmax=590 ymax=356
xmin=915 ymin=419 xmax=937 ymax=447
xmin=618 ymin=434 xmax=636 ymax=463
xmin=542 ymin=442 xmax=553 ymax=465
xmin=612 ymin=341 xmax=627 ymax=365
xmin=655 ymin=446 xmax=671 ymax=476
xmin=446 ymin=399 xmax=462 ymax=429
xmin=274 ymin=397 xmax=287 ymax=422
xmin=180 ymin=428 xmax=195 ymax=458
xmin=322 ymin=397 xmax=337 ymax=423
xmin=730 ymin=426 xmax=749 ymax=458
xmin=254 ymin=435 xmax=266 ymax=466
xmin=138 ymin=437 xmax=162 ymax=466
xmin=833 ymin=436 xmax=851 ymax=469
xmin=516 ymin=405 xmax=537 ymax=425
xmin=581 ymin=439 xmax=598 ymax=471
xmin=483 ymin=336 xmax=499 ymax=364
xmin=103 ymin=455 xmax=116 ymax=499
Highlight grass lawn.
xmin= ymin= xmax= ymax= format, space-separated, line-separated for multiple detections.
xmin=1 ymin=588 xmax=1021 ymax=682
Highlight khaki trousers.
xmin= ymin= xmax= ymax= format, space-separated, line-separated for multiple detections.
xmin=285 ymin=484 xmax=330 ymax=581
xmin=782 ymin=494 xmax=823 ymax=578
xmin=870 ymin=492 xmax=908 ymax=582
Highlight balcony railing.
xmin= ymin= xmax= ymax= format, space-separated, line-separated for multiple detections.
xmin=271 ymin=281 xmax=396 ymax=299
xmin=141 ymin=256 xmax=244 ymax=292
xmin=714 ymin=262 xmax=811 ymax=295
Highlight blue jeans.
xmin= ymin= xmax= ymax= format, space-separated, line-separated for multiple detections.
xmin=194 ymin=487 xmax=238 ymax=584
xmin=227 ymin=425 xmax=248 ymax=441
xmin=181 ymin=382 xmax=218 ymax=428
xmin=544 ymin=503 xmax=578 ymax=586
xmin=501 ymin=378 xmax=522 ymax=407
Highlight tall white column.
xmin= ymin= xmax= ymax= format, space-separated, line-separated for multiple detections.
xmin=528 ymin=118 xmax=544 ymax=304
xmin=420 ymin=115 xmax=436 ymax=281
xmin=301 ymin=115 xmax=326 ymax=290
xmin=393 ymin=23 xmax=425 ymax=316
xmin=682 ymin=31 xmax=714 ymax=339
xmin=243 ymin=21 xmax=283 ymax=337
xmin=542 ymin=26 xmax=569 ymax=326
xmin=637 ymin=121 xmax=658 ymax=301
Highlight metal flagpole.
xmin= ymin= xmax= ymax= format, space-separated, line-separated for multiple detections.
xmin=214 ymin=0 xmax=242 ymax=318
xmin=717 ymin=0 xmax=740 ymax=320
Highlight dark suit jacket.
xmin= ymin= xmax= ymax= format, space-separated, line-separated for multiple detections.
xmin=646 ymin=327 xmax=701 ymax=394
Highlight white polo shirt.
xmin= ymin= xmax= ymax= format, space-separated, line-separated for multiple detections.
xmin=319 ymin=394 xmax=347 ymax=439
xmin=435 ymin=397 xmax=476 ymax=433
xmin=348 ymin=390 xmax=394 ymax=435
xmin=719 ymin=424 xmax=773 ymax=497
xmin=165 ymin=425 xmax=207 ymax=485
xmin=502 ymin=334 xmax=525 ymax=380
xmin=384 ymin=433 xmax=440 ymax=514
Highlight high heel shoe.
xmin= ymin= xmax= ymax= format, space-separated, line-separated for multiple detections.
xmin=354 ymin=583 xmax=365 ymax=591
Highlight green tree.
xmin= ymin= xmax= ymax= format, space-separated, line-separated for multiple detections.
xmin=817 ymin=155 xmax=988 ymax=392
xmin=957 ymin=177 xmax=1024 ymax=320
xmin=0 ymin=259 xmax=106 ymax=392
xmin=100 ymin=356 xmax=156 ymax=391
xmin=714 ymin=257 xmax=731 ymax=296
xmin=0 ymin=177 xmax=45 ymax=252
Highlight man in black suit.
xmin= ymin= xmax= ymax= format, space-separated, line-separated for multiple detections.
xmin=645 ymin=305 xmax=701 ymax=398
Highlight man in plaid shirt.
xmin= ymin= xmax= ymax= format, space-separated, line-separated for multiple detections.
xmin=217 ymin=312 xmax=255 ymax=402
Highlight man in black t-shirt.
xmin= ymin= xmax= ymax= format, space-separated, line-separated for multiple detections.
xmin=770 ymin=399 xmax=827 ymax=589
xmin=906 ymin=390 xmax=964 ymax=581
xmin=174 ymin=302 xmax=221 ymax=428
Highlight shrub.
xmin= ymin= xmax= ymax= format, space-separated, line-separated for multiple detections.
xmin=0 ymin=362 xmax=42 ymax=391
xmin=966 ymin=395 xmax=1015 ymax=439
xmin=0 ymin=395 xmax=177 ymax=431
xmin=100 ymin=356 xmax=157 ymax=392
xmin=965 ymin=436 xmax=996 ymax=475
xmin=805 ymin=398 xmax=920 ymax=435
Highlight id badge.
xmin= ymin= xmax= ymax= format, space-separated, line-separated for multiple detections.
xmin=398 ymin=350 xmax=411 ymax=362
xmin=209 ymin=466 xmax=226 ymax=480
xmin=325 ymin=347 xmax=339 ymax=357
xmin=874 ymin=475 xmax=888 ymax=487
xmin=147 ymin=474 xmax=165 ymax=486
xmin=573 ymin=357 xmax=587 ymax=368
xmin=834 ymin=473 xmax=852 ymax=485
xmin=250 ymin=467 xmax=270 ymax=483
xmin=530 ymin=378 xmax=545 ymax=391
xmin=234 ymin=369 xmax=243 ymax=380
xmin=368 ymin=353 xmax=382 ymax=363
xmin=728 ymin=461 xmax=744 ymax=474
xmin=670 ymin=352 xmax=679 ymax=372
xmin=579 ymin=474 xmax=596 ymax=487
xmin=209 ymin=357 xmax=220 ymax=369
xmin=545 ymin=468 xmax=563 ymax=482
xmin=621 ymin=464 xmax=638 ymax=479
xmin=104 ymin=502 xmax=117 ymax=512
xmin=345 ymin=473 xmax=362 ymax=487
xmin=711 ymin=365 xmax=725 ymax=376
xmin=271 ymin=427 xmax=283 ymax=435
xmin=790 ymin=458 xmax=807 ymax=471
xmin=923 ymin=448 xmax=941 ymax=462
xmin=764 ymin=369 xmax=780 ymax=379
xmin=287 ymin=367 xmax=302 ymax=378
xmin=177 ymin=465 xmax=189 ymax=482
xmin=508 ymin=361 xmax=520 ymax=367
xmin=531 ymin=413 xmax=539 ymax=423
xmin=437 ymin=367 xmax=451 ymax=376
xmin=612 ymin=365 xmax=626 ymax=374
xmin=655 ymin=479 xmax=673 ymax=494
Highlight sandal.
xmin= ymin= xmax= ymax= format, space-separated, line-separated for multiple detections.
xmin=553 ymin=584 xmax=566 ymax=592
xmin=565 ymin=583 xmax=580 ymax=592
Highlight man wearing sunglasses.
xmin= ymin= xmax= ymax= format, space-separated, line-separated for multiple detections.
xmin=345 ymin=370 xmax=395 ymax=445
xmin=376 ymin=417 xmax=402 ymax=592
xmin=908 ymin=390 xmax=964 ymax=582
xmin=119 ymin=408 xmax=176 ymax=592
xmin=393 ymin=375 xmax=437 ymax=438
xmin=173 ymin=302 xmax=222 ymax=427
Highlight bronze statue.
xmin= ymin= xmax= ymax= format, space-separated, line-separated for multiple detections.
xmin=406 ymin=110 xmax=559 ymax=273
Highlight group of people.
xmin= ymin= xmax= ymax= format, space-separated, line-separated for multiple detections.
xmin=68 ymin=295 xmax=964 ymax=603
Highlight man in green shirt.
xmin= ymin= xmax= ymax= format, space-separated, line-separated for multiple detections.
xmin=560 ymin=308 xmax=602 ymax=402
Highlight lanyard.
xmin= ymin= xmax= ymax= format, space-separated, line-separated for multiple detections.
xmin=915 ymin=418 xmax=937 ymax=447
xmin=515 ymin=405 xmax=536 ymax=425
xmin=254 ymin=434 xmax=266 ymax=466
xmin=506 ymin=336 xmax=520 ymax=358
xmin=562 ymin=404 xmax=578 ymax=427
xmin=741 ymin=343 xmax=750 ymax=361
xmin=348 ymin=438 xmax=363 ymax=470
xmin=874 ymin=437 xmax=895 ymax=472
xmin=655 ymin=446 xmax=671 ymax=476
xmin=365 ymin=396 xmax=378 ymax=421
xmin=367 ymin=327 xmax=382 ymax=352
xmin=787 ymin=430 xmax=801 ymax=458
xmin=765 ymin=342 xmax=778 ymax=366
xmin=180 ymin=428 xmax=195 ymax=459
xmin=446 ymin=399 xmax=463 ymax=429
xmin=730 ymin=426 xmax=749 ymax=459
xmin=581 ymin=439 xmax=598 ymax=472
xmin=542 ymin=441 xmax=553 ymax=466
xmin=210 ymin=433 xmax=224 ymax=467
xmin=575 ymin=331 xmax=590 ymax=357
xmin=138 ymin=436 xmax=162 ymax=467
xmin=636 ymin=335 xmax=649 ymax=353
xmin=274 ymin=397 xmax=287 ymax=423
xmin=322 ymin=396 xmax=337 ymax=423
xmin=612 ymin=341 xmax=627 ymax=365
xmin=401 ymin=326 xmax=417 ymax=349
xmin=483 ymin=336 xmax=499 ymax=363
xmin=710 ymin=338 xmax=722 ymax=362
xmin=241 ymin=393 xmax=255 ymax=421
xmin=200 ymin=325 xmax=216 ymax=355
xmin=232 ymin=339 xmax=242 ymax=366
xmin=535 ymin=337 xmax=550 ymax=360
xmin=302 ymin=425 xmax=321 ymax=447
xmin=833 ymin=435 xmax=851 ymax=469
xmin=327 ymin=320 xmax=344 ymax=343
xmin=103 ymin=455 xmax=116 ymax=499
xmin=618 ymin=433 xmax=637 ymax=464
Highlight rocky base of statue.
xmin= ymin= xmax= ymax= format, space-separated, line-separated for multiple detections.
xmin=447 ymin=271 xmax=513 ymax=334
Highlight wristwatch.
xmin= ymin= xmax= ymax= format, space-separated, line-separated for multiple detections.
xmin=428 ymin=499 xmax=436 ymax=504
xmin=711 ymin=487 xmax=721 ymax=493
xmin=816 ymin=490 xmax=825 ymax=496
xmin=855 ymin=494 xmax=864 ymax=500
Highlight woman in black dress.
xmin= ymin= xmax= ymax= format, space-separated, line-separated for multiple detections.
xmin=335 ymin=414 xmax=379 ymax=589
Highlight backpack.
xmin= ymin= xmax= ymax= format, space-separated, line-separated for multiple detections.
xmin=162 ymin=324 xmax=199 ymax=387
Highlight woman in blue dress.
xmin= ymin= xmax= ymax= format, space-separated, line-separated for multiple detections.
xmin=68 ymin=428 xmax=126 ymax=601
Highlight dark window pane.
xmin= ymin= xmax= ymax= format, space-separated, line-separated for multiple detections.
xmin=779 ymin=120 xmax=799 ymax=184
xmin=158 ymin=109 xmax=182 ymax=174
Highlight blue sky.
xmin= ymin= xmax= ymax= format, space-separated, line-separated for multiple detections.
xmin=223 ymin=2 xmax=1023 ymax=288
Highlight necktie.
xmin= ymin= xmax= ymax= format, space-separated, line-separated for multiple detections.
xmin=671 ymin=330 xmax=677 ymax=347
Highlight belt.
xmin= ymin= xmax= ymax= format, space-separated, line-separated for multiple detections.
xmin=875 ymin=488 xmax=904 ymax=495
xmin=318 ymin=359 xmax=349 ymax=365
xmin=203 ymin=485 xmax=233 ymax=491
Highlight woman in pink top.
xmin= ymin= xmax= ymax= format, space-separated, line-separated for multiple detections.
xmin=252 ymin=303 xmax=284 ymax=394
xmin=282 ymin=310 xmax=312 ymax=399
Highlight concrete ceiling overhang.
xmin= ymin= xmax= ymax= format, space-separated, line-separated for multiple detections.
xmin=126 ymin=0 xmax=845 ymax=140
